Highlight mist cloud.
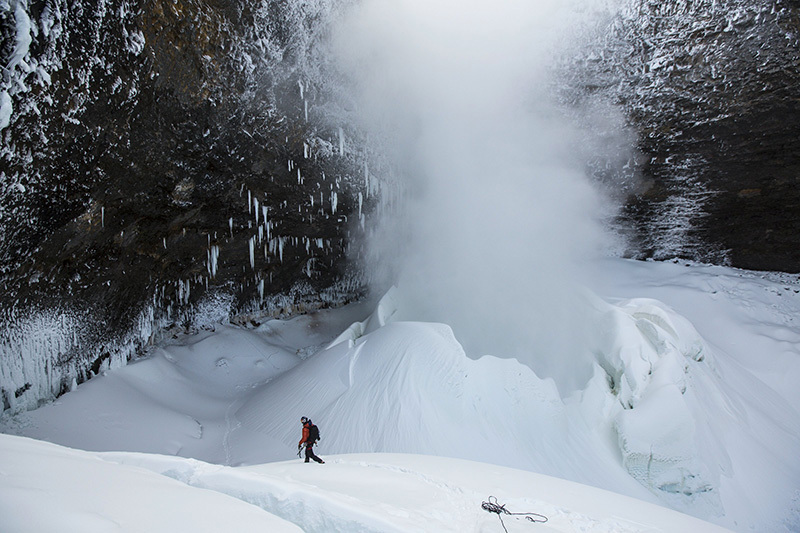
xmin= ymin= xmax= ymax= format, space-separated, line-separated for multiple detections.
xmin=333 ymin=0 xmax=625 ymax=393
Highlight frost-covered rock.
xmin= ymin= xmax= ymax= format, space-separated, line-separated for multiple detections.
xmin=0 ymin=90 xmax=12 ymax=131
xmin=560 ymin=0 xmax=800 ymax=271
xmin=0 ymin=0 xmax=372 ymax=410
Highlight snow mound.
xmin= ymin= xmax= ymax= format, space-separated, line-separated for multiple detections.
xmin=235 ymin=320 xmax=573 ymax=469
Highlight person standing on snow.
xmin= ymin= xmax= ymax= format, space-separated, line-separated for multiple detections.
xmin=298 ymin=416 xmax=325 ymax=464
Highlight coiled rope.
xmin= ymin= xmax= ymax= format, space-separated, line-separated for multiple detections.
xmin=481 ymin=496 xmax=548 ymax=532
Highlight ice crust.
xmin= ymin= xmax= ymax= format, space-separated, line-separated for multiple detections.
xmin=589 ymin=296 xmax=725 ymax=513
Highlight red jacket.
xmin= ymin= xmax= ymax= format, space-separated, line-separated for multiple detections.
xmin=299 ymin=423 xmax=311 ymax=447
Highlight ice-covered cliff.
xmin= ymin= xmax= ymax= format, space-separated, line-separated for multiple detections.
xmin=1 ymin=0 xmax=377 ymax=409
xmin=1 ymin=0 xmax=798 ymax=409
xmin=560 ymin=0 xmax=800 ymax=270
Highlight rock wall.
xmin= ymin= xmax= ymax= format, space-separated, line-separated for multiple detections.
xmin=0 ymin=0 xmax=374 ymax=410
xmin=562 ymin=0 xmax=800 ymax=271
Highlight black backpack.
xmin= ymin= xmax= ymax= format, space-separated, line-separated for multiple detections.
xmin=308 ymin=423 xmax=320 ymax=443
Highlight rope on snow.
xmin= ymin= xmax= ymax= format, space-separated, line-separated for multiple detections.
xmin=481 ymin=496 xmax=548 ymax=532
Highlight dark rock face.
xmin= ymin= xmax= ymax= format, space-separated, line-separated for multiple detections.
xmin=1 ymin=0 xmax=369 ymax=410
xmin=564 ymin=0 xmax=800 ymax=272
xmin=1 ymin=0 xmax=798 ymax=409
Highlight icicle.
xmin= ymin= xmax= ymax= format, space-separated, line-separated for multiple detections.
xmin=178 ymin=279 xmax=190 ymax=305
xmin=248 ymin=190 xmax=252 ymax=214
xmin=358 ymin=192 xmax=363 ymax=218
xmin=254 ymin=197 xmax=260 ymax=224
xmin=163 ymin=238 xmax=167 ymax=249
xmin=338 ymin=127 xmax=345 ymax=155
xmin=298 ymin=79 xmax=304 ymax=99
xmin=304 ymin=143 xmax=308 ymax=158
xmin=101 ymin=207 xmax=105 ymax=228
xmin=297 ymin=168 xmax=302 ymax=184
xmin=304 ymin=100 xmax=308 ymax=122
xmin=331 ymin=191 xmax=338 ymax=214
xmin=229 ymin=217 xmax=233 ymax=238
xmin=258 ymin=278 xmax=265 ymax=300
xmin=249 ymin=237 xmax=255 ymax=270
xmin=207 ymin=245 xmax=219 ymax=277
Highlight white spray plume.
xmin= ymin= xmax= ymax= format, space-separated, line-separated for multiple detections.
xmin=333 ymin=0 xmax=624 ymax=393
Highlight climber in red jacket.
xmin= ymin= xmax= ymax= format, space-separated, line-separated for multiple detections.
xmin=298 ymin=416 xmax=325 ymax=464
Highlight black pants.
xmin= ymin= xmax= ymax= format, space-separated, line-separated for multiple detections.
xmin=304 ymin=444 xmax=324 ymax=463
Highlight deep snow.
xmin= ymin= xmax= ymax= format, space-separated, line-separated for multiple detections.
xmin=1 ymin=258 xmax=799 ymax=532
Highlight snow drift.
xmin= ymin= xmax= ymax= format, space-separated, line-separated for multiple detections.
xmin=1 ymin=259 xmax=799 ymax=532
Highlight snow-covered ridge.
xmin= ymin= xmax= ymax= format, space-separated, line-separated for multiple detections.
xmin=0 ymin=434 xmax=732 ymax=532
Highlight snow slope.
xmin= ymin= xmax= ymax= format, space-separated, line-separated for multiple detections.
xmin=2 ymin=258 xmax=799 ymax=532
xmin=0 ymin=434 xmax=301 ymax=533
xmin=0 ymin=433 xmax=731 ymax=533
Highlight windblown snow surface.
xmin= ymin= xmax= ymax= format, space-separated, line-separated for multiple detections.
xmin=2 ymin=258 xmax=800 ymax=532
